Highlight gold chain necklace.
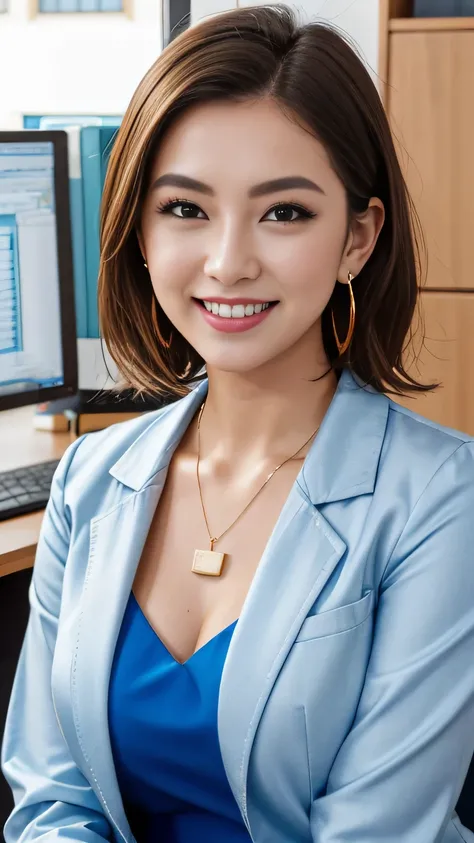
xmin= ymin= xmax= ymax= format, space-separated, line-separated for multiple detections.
xmin=192 ymin=400 xmax=321 ymax=576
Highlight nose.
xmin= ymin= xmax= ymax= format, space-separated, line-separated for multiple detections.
xmin=203 ymin=224 xmax=261 ymax=286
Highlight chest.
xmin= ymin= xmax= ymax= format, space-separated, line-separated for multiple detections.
xmin=132 ymin=451 xmax=305 ymax=665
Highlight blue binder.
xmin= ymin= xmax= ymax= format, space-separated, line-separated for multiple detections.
xmin=80 ymin=125 xmax=120 ymax=338
xmin=38 ymin=117 xmax=121 ymax=339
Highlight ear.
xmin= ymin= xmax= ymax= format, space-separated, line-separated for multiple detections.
xmin=338 ymin=197 xmax=385 ymax=282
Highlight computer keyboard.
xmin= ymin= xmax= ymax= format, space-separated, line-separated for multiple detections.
xmin=0 ymin=459 xmax=60 ymax=521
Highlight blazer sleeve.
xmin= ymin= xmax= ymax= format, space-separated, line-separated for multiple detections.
xmin=1 ymin=435 xmax=113 ymax=842
xmin=310 ymin=441 xmax=474 ymax=843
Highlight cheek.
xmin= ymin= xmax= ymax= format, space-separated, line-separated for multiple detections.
xmin=144 ymin=221 xmax=183 ymax=265
xmin=143 ymin=224 xmax=196 ymax=297
xmin=272 ymin=224 xmax=344 ymax=302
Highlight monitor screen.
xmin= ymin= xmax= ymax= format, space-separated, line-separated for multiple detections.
xmin=0 ymin=132 xmax=77 ymax=412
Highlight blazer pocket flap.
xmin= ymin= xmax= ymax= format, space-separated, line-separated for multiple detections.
xmin=295 ymin=589 xmax=374 ymax=642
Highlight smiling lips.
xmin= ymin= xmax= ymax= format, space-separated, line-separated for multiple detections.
xmin=193 ymin=297 xmax=279 ymax=332
xmin=202 ymin=299 xmax=272 ymax=318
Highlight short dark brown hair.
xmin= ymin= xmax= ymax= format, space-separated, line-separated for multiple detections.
xmin=98 ymin=3 xmax=432 ymax=401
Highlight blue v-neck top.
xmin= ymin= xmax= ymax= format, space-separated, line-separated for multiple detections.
xmin=108 ymin=591 xmax=252 ymax=843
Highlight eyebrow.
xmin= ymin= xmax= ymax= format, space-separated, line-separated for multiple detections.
xmin=150 ymin=173 xmax=326 ymax=198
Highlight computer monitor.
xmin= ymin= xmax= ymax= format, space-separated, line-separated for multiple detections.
xmin=162 ymin=0 xmax=190 ymax=48
xmin=0 ymin=131 xmax=78 ymax=413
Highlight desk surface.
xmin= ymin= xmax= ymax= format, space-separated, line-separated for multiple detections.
xmin=0 ymin=406 xmax=73 ymax=577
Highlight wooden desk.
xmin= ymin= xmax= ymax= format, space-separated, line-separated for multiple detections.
xmin=0 ymin=407 xmax=73 ymax=578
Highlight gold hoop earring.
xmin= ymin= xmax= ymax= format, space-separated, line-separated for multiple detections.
xmin=332 ymin=272 xmax=355 ymax=356
xmin=151 ymin=295 xmax=172 ymax=350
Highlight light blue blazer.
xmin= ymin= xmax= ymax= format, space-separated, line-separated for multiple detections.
xmin=2 ymin=369 xmax=474 ymax=843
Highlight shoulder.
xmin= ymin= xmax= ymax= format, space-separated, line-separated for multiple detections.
xmin=337 ymin=371 xmax=474 ymax=507
xmin=384 ymin=398 xmax=474 ymax=478
xmin=387 ymin=397 xmax=473 ymax=446
xmin=336 ymin=372 xmax=473 ymax=498
xmin=69 ymin=403 xmax=174 ymax=469
xmin=381 ymin=402 xmax=474 ymax=587
xmin=48 ymin=378 xmax=210 ymax=523
xmin=377 ymin=397 xmax=474 ymax=538
xmin=55 ymin=402 xmax=178 ymax=515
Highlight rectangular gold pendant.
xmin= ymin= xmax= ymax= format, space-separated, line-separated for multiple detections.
xmin=192 ymin=549 xmax=225 ymax=576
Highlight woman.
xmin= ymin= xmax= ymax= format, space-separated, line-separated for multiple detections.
xmin=2 ymin=4 xmax=474 ymax=842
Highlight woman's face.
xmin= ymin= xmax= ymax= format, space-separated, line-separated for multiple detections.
xmin=139 ymin=97 xmax=381 ymax=375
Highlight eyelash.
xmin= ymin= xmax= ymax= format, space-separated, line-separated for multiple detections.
xmin=155 ymin=196 xmax=316 ymax=225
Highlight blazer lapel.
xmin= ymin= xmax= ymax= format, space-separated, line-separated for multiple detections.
xmin=218 ymin=370 xmax=390 ymax=832
xmin=218 ymin=484 xmax=346 ymax=833
xmin=70 ymin=379 xmax=209 ymax=841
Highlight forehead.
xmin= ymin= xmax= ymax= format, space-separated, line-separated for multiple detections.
xmin=148 ymin=98 xmax=335 ymax=187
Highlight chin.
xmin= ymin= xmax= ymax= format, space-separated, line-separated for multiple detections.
xmin=199 ymin=349 xmax=281 ymax=376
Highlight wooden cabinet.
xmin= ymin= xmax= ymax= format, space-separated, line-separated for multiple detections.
xmin=388 ymin=30 xmax=474 ymax=290
xmin=380 ymin=1 xmax=474 ymax=433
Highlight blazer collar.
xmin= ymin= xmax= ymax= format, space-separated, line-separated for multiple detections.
xmin=109 ymin=368 xmax=389 ymax=507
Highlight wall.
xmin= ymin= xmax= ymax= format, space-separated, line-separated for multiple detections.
xmin=0 ymin=0 xmax=162 ymax=129
xmin=0 ymin=0 xmax=379 ymax=130
xmin=191 ymin=0 xmax=379 ymax=81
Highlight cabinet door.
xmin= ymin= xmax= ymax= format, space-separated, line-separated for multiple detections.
xmin=396 ymin=292 xmax=474 ymax=434
xmin=388 ymin=31 xmax=474 ymax=289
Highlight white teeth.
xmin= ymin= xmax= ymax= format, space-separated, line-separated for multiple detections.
xmin=202 ymin=300 xmax=271 ymax=318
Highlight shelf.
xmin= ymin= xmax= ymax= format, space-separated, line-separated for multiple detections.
xmin=390 ymin=16 xmax=474 ymax=31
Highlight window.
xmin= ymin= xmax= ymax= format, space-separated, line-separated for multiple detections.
xmin=38 ymin=0 xmax=124 ymax=11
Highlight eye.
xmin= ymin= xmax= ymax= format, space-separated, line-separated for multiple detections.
xmin=264 ymin=202 xmax=316 ymax=225
xmin=155 ymin=197 xmax=316 ymax=225
xmin=156 ymin=198 xmax=206 ymax=219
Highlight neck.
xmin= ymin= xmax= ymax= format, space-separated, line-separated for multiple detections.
xmin=191 ymin=360 xmax=338 ymax=471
